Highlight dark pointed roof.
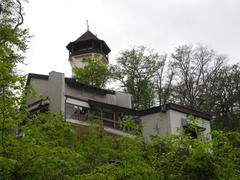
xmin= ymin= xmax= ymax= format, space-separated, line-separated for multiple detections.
xmin=75 ymin=30 xmax=99 ymax=42
xmin=66 ymin=30 xmax=111 ymax=56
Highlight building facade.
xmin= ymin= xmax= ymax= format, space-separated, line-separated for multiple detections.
xmin=26 ymin=30 xmax=211 ymax=141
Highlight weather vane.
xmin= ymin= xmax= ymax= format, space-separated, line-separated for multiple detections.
xmin=86 ymin=19 xmax=89 ymax=31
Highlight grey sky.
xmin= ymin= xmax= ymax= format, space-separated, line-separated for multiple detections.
xmin=20 ymin=0 xmax=240 ymax=77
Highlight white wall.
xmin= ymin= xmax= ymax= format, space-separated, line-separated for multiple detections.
xmin=168 ymin=110 xmax=187 ymax=134
xmin=141 ymin=109 xmax=211 ymax=142
xmin=168 ymin=109 xmax=211 ymax=139
xmin=141 ymin=112 xmax=170 ymax=142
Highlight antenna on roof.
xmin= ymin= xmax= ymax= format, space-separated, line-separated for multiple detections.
xmin=86 ymin=19 xmax=89 ymax=31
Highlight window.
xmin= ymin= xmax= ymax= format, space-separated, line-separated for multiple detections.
xmin=65 ymin=103 xmax=88 ymax=121
xmin=184 ymin=128 xmax=198 ymax=139
xmin=181 ymin=118 xmax=206 ymax=139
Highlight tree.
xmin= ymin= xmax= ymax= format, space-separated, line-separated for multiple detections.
xmin=171 ymin=45 xmax=225 ymax=110
xmin=73 ymin=58 xmax=111 ymax=88
xmin=168 ymin=45 xmax=240 ymax=130
xmin=2 ymin=109 xmax=240 ymax=179
xmin=154 ymin=54 xmax=174 ymax=106
xmin=112 ymin=46 xmax=162 ymax=110
xmin=0 ymin=0 xmax=29 ymax=153
xmin=208 ymin=64 xmax=240 ymax=130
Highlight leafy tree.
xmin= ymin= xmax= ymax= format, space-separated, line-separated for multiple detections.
xmin=113 ymin=46 xmax=162 ymax=110
xmin=170 ymin=45 xmax=240 ymax=130
xmin=208 ymin=64 xmax=240 ymax=130
xmin=171 ymin=45 xmax=225 ymax=110
xmin=0 ymin=113 xmax=82 ymax=179
xmin=0 ymin=0 xmax=29 ymax=154
xmin=73 ymin=58 xmax=111 ymax=88
xmin=1 ymin=103 xmax=240 ymax=179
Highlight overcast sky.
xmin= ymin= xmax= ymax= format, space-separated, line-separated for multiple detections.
xmin=19 ymin=0 xmax=240 ymax=77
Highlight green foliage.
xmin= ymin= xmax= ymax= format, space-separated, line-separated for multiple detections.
xmin=112 ymin=44 xmax=240 ymax=130
xmin=168 ymin=45 xmax=240 ymax=130
xmin=0 ymin=0 xmax=29 ymax=156
xmin=73 ymin=58 xmax=111 ymax=88
xmin=112 ymin=46 xmax=161 ymax=110
xmin=211 ymin=130 xmax=240 ymax=179
xmin=0 ymin=113 xmax=83 ymax=179
xmin=171 ymin=45 xmax=225 ymax=109
xmin=207 ymin=64 xmax=240 ymax=130
xmin=0 ymin=0 xmax=29 ymax=85
xmin=0 ymin=107 xmax=240 ymax=179
xmin=120 ymin=116 xmax=142 ymax=136
xmin=0 ymin=113 xmax=155 ymax=179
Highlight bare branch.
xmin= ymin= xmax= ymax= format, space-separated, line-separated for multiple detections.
xmin=14 ymin=0 xmax=24 ymax=29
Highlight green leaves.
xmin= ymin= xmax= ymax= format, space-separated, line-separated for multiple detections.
xmin=73 ymin=58 xmax=112 ymax=88
xmin=112 ymin=46 xmax=162 ymax=110
xmin=1 ymin=110 xmax=240 ymax=179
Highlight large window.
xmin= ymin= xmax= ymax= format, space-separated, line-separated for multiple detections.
xmin=89 ymin=108 xmax=116 ymax=129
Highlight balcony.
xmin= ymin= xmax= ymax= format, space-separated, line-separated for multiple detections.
xmin=65 ymin=103 xmax=121 ymax=129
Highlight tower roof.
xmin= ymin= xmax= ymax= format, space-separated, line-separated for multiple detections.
xmin=75 ymin=30 xmax=99 ymax=42
xmin=66 ymin=30 xmax=111 ymax=56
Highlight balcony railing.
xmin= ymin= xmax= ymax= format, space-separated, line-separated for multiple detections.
xmin=65 ymin=103 xmax=122 ymax=130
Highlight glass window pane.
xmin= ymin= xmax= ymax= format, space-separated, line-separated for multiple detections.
xmin=79 ymin=107 xmax=88 ymax=121
xmin=66 ymin=103 xmax=80 ymax=120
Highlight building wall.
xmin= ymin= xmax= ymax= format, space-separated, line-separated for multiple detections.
xmin=168 ymin=109 xmax=211 ymax=139
xmin=115 ymin=91 xmax=132 ymax=108
xmin=65 ymin=84 xmax=131 ymax=108
xmin=28 ymin=72 xmax=132 ymax=110
xmin=65 ymin=83 xmax=108 ymax=103
xmin=141 ymin=112 xmax=170 ymax=142
xmin=69 ymin=53 xmax=108 ymax=73
xmin=168 ymin=109 xmax=187 ymax=134
xmin=141 ymin=109 xmax=211 ymax=142
xmin=27 ymin=78 xmax=49 ymax=105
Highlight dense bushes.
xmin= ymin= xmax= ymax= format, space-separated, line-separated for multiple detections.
xmin=0 ymin=113 xmax=240 ymax=179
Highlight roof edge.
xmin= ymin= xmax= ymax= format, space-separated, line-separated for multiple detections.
xmin=166 ymin=103 xmax=212 ymax=120
xmin=87 ymin=99 xmax=211 ymax=121
xmin=26 ymin=73 xmax=115 ymax=95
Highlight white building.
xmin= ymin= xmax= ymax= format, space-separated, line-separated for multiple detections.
xmin=26 ymin=30 xmax=211 ymax=140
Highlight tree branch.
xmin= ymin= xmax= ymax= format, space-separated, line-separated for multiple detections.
xmin=14 ymin=0 xmax=24 ymax=29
